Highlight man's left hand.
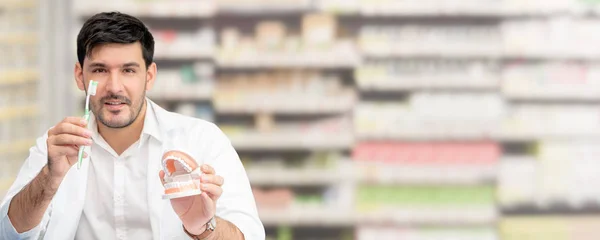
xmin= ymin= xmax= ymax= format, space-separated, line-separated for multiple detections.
xmin=159 ymin=164 xmax=224 ymax=235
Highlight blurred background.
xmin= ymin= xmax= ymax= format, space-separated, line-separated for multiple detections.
xmin=4 ymin=0 xmax=600 ymax=239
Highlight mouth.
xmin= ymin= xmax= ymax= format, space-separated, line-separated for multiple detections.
xmin=103 ymin=100 xmax=128 ymax=111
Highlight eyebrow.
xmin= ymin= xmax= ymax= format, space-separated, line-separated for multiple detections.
xmin=88 ymin=63 xmax=107 ymax=68
xmin=122 ymin=62 xmax=141 ymax=68
xmin=88 ymin=62 xmax=141 ymax=68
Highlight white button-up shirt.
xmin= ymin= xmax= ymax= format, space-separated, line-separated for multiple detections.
xmin=0 ymin=99 xmax=265 ymax=240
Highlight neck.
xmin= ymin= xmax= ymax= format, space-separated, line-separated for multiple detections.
xmin=97 ymin=99 xmax=147 ymax=155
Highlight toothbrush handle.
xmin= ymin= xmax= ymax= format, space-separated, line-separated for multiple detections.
xmin=77 ymin=146 xmax=86 ymax=169
xmin=77 ymin=113 xmax=91 ymax=169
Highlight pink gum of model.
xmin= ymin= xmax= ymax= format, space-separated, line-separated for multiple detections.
xmin=161 ymin=150 xmax=203 ymax=199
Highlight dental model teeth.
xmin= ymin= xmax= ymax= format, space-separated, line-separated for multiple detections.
xmin=161 ymin=150 xmax=202 ymax=199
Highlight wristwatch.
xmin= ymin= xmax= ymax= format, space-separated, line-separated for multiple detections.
xmin=183 ymin=217 xmax=217 ymax=239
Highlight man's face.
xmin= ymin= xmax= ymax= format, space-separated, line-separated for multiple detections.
xmin=75 ymin=42 xmax=156 ymax=128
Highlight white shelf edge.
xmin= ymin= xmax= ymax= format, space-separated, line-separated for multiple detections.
xmin=216 ymin=60 xmax=360 ymax=69
xmin=247 ymin=168 xmax=344 ymax=186
xmin=258 ymin=207 xmax=498 ymax=226
xmin=358 ymin=131 xmax=600 ymax=141
xmin=153 ymin=51 xmax=214 ymax=60
xmin=503 ymin=92 xmax=600 ymax=102
xmin=214 ymin=97 xmax=355 ymax=114
xmin=361 ymin=50 xmax=502 ymax=59
xmin=357 ymin=82 xmax=499 ymax=91
xmin=356 ymin=164 xmax=497 ymax=186
xmin=230 ymin=133 xmax=354 ymax=150
xmin=147 ymin=91 xmax=213 ymax=101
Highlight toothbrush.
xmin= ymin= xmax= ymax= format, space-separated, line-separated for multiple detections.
xmin=78 ymin=80 xmax=98 ymax=169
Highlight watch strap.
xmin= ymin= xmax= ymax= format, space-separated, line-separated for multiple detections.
xmin=183 ymin=217 xmax=216 ymax=240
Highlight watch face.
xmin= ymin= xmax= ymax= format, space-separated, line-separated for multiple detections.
xmin=209 ymin=217 xmax=217 ymax=230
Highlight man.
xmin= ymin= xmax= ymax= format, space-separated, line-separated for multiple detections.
xmin=0 ymin=12 xmax=265 ymax=239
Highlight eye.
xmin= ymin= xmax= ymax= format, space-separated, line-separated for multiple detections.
xmin=123 ymin=68 xmax=136 ymax=74
xmin=92 ymin=68 xmax=107 ymax=73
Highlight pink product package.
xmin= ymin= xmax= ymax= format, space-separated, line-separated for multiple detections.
xmin=353 ymin=142 xmax=500 ymax=165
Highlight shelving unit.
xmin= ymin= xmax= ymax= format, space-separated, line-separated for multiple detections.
xmin=62 ymin=1 xmax=600 ymax=239
xmin=0 ymin=0 xmax=44 ymax=200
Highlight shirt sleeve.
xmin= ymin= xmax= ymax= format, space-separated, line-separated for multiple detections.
xmin=199 ymin=123 xmax=266 ymax=240
xmin=0 ymin=133 xmax=53 ymax=240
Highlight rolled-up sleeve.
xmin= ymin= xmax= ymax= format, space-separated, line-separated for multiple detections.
xmin=0 ymin=204 xmax=50 ymax=240
xmin=199 ymin=123 xmax=265 ymax=240
xmin=0 ymin=134 xmax=53 ymax=239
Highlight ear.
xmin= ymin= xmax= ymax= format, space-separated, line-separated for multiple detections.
xmin=75 ymin=62 xmax=85 ymax=91
xmin=145 ymin=62 xmax=157 ymax=91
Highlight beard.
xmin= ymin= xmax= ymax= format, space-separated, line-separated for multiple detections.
xmin=89 ymin=82 xmax=146 ymax=129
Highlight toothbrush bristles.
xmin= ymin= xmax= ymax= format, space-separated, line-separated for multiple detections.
xmin=88 ymin=80 xmax=98 ymax=96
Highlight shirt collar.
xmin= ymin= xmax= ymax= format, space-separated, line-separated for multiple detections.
xmin=142 ymin=98 xmax=163 ymax=143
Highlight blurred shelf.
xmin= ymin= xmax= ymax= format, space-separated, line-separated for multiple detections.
xmin=362 ymin=50 xmax=501 ymax=59
xmin=153 ymin=50 xmax=214 ymax=61
xmin=0 ymin=32 xmax=37 ymax=45
xmin=363 ymin=51 xmax=600 ymax=61
xmin=502 ymin=204 xmax=600 ymax=216
xmin=0 ymin=139 xmax=34 ymax=155
xmin=217 ymin=1 xmax=312 ymax=15
xmin=147 ymin=86 xmax=213 ymax=102
xmin=217 ymin=59 xmax=360 ymax=69
xmin=358 ymin=131 xmax=496 ymax=141
xmin=217 ymin=51 xmax=361 ymax=69
xmin=496 ymin=131 xmax=600 ymax=142
xmin=0 ymin=0 xmax=37 ymax=9
xmin=0 ymin=105 xmax=37 ymax=121
xmin=260 ymin=207 xmax=355 ymax=227
xmin=0 ymin=69 xmax=38 ymax=86
xmin=349 ymin=6 xmax=600 ymax=18
xmin=357 ymin=163 xmax=497 ymax=186
xmin=357 ymin=208 xmax=497 ymax=226
xmin=357 ymin=81 xmax=499 ymax=92
xmin=359 ymin=131 xmax=600 ymax=142
xmin=503 ymin=92 xmax=600 ymax=102
xmin=259 ymin=207 xmax=497 ymax=227
xmin=214 ymin=94 xmax=355 ymax=114
xmin=75 ymin=2 xmax=216 ymax=18
xmin=247 ymin=168 xmax=345 ymax=186
xmin=502 ymin=53 xmax=600 ymax=61
xmin=359 ymin=10 xmax=506 ymax=18
xmin=229 ymin=132 xmax=354 ymax=150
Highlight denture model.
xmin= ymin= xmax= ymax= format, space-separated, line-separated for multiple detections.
xmin=161 ymin=150 xmax=203 ymax=199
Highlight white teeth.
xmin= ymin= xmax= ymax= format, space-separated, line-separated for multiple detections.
xmin=165 ymin=180 xmax=195 ymax=191
xmin=162 ymin=155 xmax=194 ymax=176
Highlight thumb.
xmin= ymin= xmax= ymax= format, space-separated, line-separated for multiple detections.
xmin=159 ymin=170 xmax=166 ymax=186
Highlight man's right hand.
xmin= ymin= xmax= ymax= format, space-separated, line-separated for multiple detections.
xmin=7 ymin=117 xmax=93 ymax=233
xmin=46 ymin=117 xmax=93 ymax=181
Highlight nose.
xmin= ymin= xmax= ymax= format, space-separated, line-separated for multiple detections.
xmin=105 ymin=71 xmax=124 ymax=94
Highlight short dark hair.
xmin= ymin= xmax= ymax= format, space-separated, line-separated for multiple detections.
xmin=77 ymin=12 xmax=154 ymax=68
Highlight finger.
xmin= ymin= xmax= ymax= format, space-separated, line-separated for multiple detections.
xmin=201 ymin=164 xmax=215 ymax=175
xmin=54 ymin=122 xmax=93 ymax=138
xmin=201 ymin=174 xmax=224 ymax=186
xmin=200 ymin=192 xmax=214 ymax=208
xmin=49 ymin=145 xmax=80 ymax=158
xmin=62 ymin=117 xmax=89 ymax=127
xmin=200 ymin=183 xmax=222 ymax=201
xmin=65 ymin=151 xmax=88 ymax=166
xmin=50 ymin=134 xmax=93 ymax=147
xmin=159 ymin=170 xmax=166 ymax=186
